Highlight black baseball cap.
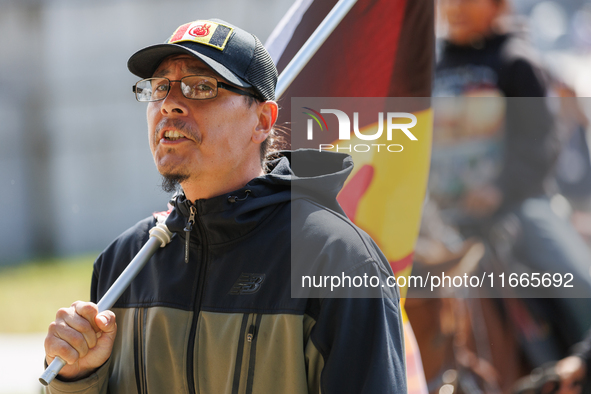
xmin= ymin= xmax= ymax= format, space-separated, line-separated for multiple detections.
xmin=127 ymin=19 xmax=277 ymax=101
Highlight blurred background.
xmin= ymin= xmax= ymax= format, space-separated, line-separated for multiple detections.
xmin=1 ymin=0 xmax=590 ymax=392
xmin=510 ymin=0 xmax=591 ymax=97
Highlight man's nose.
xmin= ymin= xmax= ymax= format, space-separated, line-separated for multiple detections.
xmin=160 ymin=81 xmax=189 ymax=115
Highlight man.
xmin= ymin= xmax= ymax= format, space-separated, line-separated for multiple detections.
xmin=43 ymin=18 xmax=407 ymax=393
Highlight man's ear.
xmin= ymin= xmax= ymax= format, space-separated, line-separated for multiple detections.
xmin=252 ymin=101 xmax=278 ymax=144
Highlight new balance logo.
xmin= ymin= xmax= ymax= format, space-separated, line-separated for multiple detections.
xmin=229 ymin=273 xmax=266 ymax=295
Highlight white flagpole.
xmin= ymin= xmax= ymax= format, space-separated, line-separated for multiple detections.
xmin=275 ymin=0 xmax=358 ymax=99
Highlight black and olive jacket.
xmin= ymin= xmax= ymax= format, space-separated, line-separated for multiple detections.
xmin=46 ymin=149 xmax=407 ymax=394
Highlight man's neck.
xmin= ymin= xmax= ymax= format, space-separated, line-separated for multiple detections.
xmin=181 ymin=166 xmax=265 ymax=202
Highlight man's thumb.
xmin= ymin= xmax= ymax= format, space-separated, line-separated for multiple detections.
xmin=95 ymin=311 xmax=116 ymax=333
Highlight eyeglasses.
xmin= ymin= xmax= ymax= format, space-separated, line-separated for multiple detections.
xmin=132 ymin=75 xmax=258 ymax=102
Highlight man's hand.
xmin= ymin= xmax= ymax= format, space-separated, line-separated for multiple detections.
xmin=44 ymin=301 xmax=117 ymax=381
xmin=556 ymin=356 xmax=586 ymax=394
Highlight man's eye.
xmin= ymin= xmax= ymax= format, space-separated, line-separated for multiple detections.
xmin=196 ymin=83 xmax=213 ymax=91
xmin=155 ymin=84 xmax=169 ymax=92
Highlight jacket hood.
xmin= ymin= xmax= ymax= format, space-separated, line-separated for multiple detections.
xmin=264 ymin=149 xmax=354 ymax=214
xmin=163 ymin=149 xmax=353 ymax=243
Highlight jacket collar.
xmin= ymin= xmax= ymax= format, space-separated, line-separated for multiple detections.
xmin=162 ymin=149 xmax=353 ymax=245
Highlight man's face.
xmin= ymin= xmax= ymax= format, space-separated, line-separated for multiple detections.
xmin=147 ymin=55 xmax=262 ymax=196
xmin=441 ymin=0 xmax=502 ymax=45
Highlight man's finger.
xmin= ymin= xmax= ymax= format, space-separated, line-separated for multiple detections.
xmin=72 ymin=301 xmax=101 ymax=332
xmin=62 ymin=302 xmax=102 ymax=349
xmin=46 ymin=320 xmax=90 ymax=364
xmin=62 ymin=310 xmax=99 ymax=350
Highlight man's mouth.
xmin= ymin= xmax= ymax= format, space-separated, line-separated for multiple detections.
xmin=155 ymin=118 xmax=201 ymax=144
xmin=163 ymin=130 xmax=186 ymax=141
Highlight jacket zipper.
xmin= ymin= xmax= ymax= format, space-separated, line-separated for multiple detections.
xmin=231 ymin=314 xmax=250 ymax=394
xmin=134 ymin=308 xmax=147 ymax=394
xmin=231 ymin=313 xmax=262 ymax=394
xmin=245 ymin=314 xmax=262 ymax=394
xmin=183 ymin=205 xmax=196 ymax=264
xmin=186 ymin=201 xmax=209 ymax=394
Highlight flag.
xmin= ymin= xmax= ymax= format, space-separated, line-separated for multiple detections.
xmin=267 ymin=0 xmax=433 ymax=284
xmin=267 ymin=1 xmax=433 ymax=392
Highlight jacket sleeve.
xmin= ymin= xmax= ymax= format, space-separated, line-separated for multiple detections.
xmin=44 ymin=359 xmax=111 ymax=394
xmin=306 ymin=260 xmax=407 ymax=393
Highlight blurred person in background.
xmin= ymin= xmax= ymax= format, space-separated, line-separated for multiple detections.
xmin=416 ymin=0 xmax=591 ymax=389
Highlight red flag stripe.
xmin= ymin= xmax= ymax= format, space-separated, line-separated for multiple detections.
xmin=390 ymin=252 xmax=414 ymax=273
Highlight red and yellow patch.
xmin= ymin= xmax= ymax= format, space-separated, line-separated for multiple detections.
xmin=168 ymin=20 xmax=233 ymax=51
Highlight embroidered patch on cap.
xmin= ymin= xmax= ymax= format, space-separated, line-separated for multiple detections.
xmin=168 ymin=20 xmax=233 ymax=51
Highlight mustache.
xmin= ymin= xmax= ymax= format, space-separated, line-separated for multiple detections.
xmin=155 ymin=118 xmax=201 ymax=144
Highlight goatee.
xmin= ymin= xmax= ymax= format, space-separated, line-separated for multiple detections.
xmin=161 ymin=173 xmax=189 ymax=193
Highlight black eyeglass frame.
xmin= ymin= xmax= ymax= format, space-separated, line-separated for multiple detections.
xmin=132 ymin=75 xmax=260 ymax=102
